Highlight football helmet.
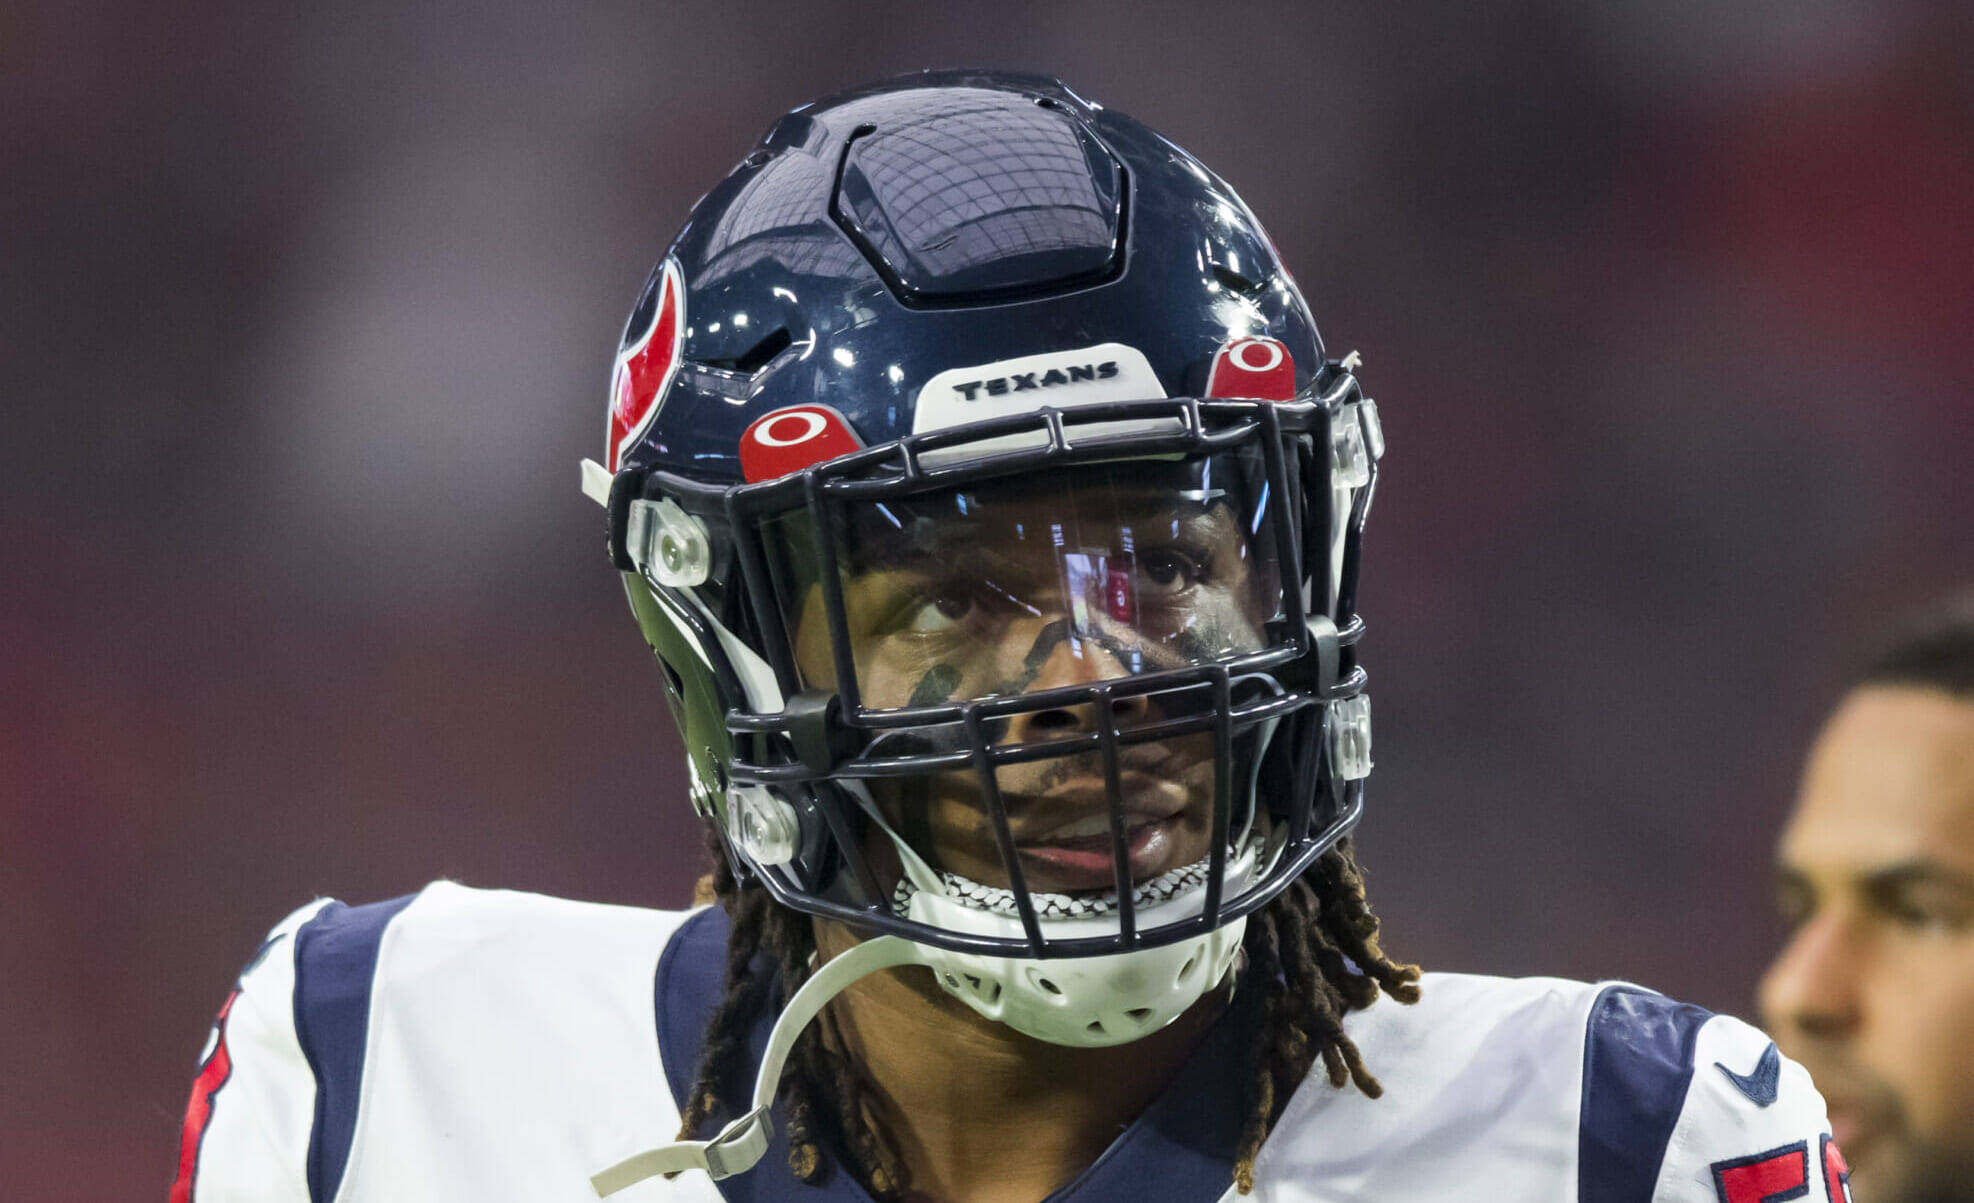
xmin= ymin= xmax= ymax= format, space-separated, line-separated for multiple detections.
xmin=582 ymin=70 xmax=1382 ymax=1051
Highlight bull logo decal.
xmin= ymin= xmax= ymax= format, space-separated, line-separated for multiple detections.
xmin=607 ymin=258 xmax=687 ymax=473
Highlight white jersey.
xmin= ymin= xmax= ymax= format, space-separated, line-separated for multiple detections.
xmin=172 ymin=883 xmax=1849 ymax=1203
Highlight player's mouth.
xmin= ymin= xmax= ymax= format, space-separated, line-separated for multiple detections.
xmin=1011 ymin=774 xmax=1193 ymax=891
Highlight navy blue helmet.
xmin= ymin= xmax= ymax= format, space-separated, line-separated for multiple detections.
xmin=583 ymin=72 xmax=1382 ymax=1023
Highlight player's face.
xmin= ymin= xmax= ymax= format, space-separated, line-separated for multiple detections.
xmin=1759 ymin=686 xmax=1974 ymax=1201
xmin=788 ymin=461 xmax=1281 ymax=894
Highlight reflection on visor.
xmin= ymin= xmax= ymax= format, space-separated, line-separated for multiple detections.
xmin=780 ymin=454 xmax=1287 ymax=710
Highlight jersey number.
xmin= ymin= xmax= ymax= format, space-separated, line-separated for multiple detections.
xmin=1820 ymin=1135 xmax=1852 ymax=1203
xmin=1711 ymin=1138 xmax=1852 ymax=1203
xmin=1712 ymin=1142 xmax=1807 ymax=1203
xmin=170 ymin=990 xmax=238 ymax=1203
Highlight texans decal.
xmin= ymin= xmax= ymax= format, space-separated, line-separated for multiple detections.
xmin=607 ymin=257 xmax=687 ymax=474
xmin=1205 ymin=336 xmax=1296 ymax=401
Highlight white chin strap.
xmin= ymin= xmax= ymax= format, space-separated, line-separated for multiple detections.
xmin=591 ymin=933 xmax=920 ymax=1196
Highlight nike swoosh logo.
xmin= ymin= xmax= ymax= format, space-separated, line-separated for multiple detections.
xmin=1715 ymin=1040 xmax=1781 ymax=1106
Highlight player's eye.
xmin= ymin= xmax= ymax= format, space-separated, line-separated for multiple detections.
xmin=1881 ymin=891 xmax=1973 ymax=936
xmin=904 ymin=584 xmax=976 ymax=632
xmin=1135 ymin=548 xmax=1208 ymax=595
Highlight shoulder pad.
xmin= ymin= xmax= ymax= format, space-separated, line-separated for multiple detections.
xmin=1576 ymin=985 xmax=1839 ymax=1203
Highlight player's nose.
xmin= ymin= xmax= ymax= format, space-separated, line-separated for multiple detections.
xmin=1005 ymin=621 xmax=1148 ymax=743
xmin=1758 ymin=908 xmax=1863 ymax=1043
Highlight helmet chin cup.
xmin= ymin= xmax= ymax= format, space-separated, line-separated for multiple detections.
xmin=902 ymin=839 xmax=1262 ymax=1047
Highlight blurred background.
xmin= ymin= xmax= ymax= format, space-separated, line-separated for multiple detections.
xmin=4 ymin=0 xmax=1971 ymax=1195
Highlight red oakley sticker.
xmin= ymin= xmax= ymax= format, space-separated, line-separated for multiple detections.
xmin=607 ymin=258 xmax=687 ymax=474
xmin=740 ymin=405 xmax=865 ymax=483
xmin=1205 ymin=336 xmax=1296 ymax=401
xmin=1104 ymin=562 xmax=1136 ymax=625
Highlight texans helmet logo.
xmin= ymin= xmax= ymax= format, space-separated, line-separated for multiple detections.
xmin=607 ymin=258 xmax=686 ymax=474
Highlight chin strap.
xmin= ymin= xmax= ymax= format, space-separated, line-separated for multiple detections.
xmin=590 ymin=934 xmax=922 ymax=1197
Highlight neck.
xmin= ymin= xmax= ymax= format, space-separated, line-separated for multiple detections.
xmin=812 ymin=919 xmax=1225 ymax=1203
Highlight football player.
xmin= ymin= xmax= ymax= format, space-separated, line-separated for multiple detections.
xmin=173 ymin=72 xmax=1842 ymax=1202
xmin=1762 ymin=592 xmax=1974 ymax=1203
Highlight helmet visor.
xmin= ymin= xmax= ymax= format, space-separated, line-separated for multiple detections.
xmin=756 ymin=448 xmax=1293 ymax=904
xmin=773 ymin=450 xmax=1290 ymax=710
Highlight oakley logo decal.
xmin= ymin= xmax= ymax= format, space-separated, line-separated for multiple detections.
xmin=751 ymin=410 xmax=829 ymax=447
xmin=1205 ymin=335 xmax=1296 ymax=401
xmin=740 ymin=404 xmax=864 ymax=483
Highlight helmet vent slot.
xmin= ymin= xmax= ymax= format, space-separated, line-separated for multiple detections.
xmin=1126 ymin=1008 xmax=1155 ymax=1025
xmin=699 ymin=327 xmax=793 ymax=376
xmin=1025 ymin=969 xmax=1064 ymax=996
xmin=1212 ymin=265 xmax=1265 ymax=297
xmin=1176 ymin=953 xmax=1200 ymax=985
xmin=831 ymin=94 xmax=1123 ymax=305
xmin=959 ymin=973 xmax=1001 ymax=1005
xmin=729 ymin=327 xmax=792 ymax=374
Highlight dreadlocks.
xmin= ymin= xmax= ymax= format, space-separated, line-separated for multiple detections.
xmin=674 ymin=836 xmax=1420 ymax=1199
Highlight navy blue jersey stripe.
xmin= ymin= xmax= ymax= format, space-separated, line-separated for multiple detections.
xmin=293 ymin=894 xmax=417 ymax=1203
xmin=656 ymin=906 xmax=874 ymax=1202
xmin=1578 ymin=984 xmax=1713 ymax=1202
xmin=1044 ymin=996 xmax=1245 ymax=1203
xmin=653 ymin=905 xmax=730 ymax=1116
xmin=653 ymin=904 xmax=1243 ymax=1202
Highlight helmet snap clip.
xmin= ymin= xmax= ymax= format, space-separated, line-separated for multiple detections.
xmin=1328 ymin=694 xmax=1374 ymax=781
xmin=628 ymin=498 xmax=711 ymax=587
xmin=727 ymin=785 xmax=801 ymax=866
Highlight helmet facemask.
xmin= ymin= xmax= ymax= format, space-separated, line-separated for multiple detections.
xmin=612 ymin=393 xmax=1373 ymax=1043
xmin=773 ymin=449 xmax=1283 ymax=896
